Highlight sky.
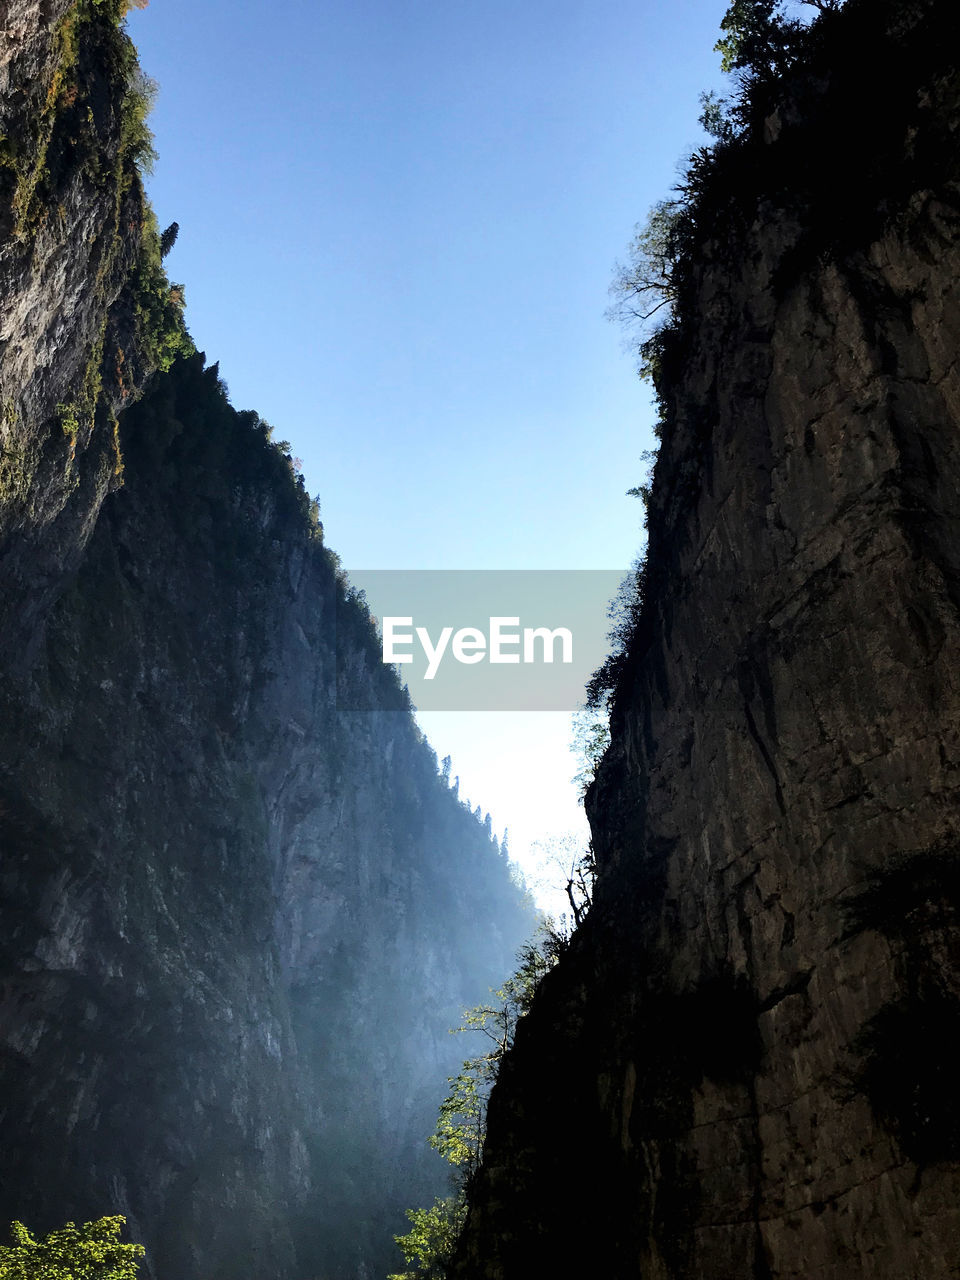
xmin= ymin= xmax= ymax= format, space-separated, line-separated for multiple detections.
xmin=127 ymin=0 xmax=731 ymax=915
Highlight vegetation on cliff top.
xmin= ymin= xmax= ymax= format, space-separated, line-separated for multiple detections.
xmin=0 ymin=0 xmax=191 ymax=475
xmin=589 ymin=0 xmax=851 ymax=716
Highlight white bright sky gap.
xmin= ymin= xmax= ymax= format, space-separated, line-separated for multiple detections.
xmin=128 ymin=0 xmax=733 ymax=917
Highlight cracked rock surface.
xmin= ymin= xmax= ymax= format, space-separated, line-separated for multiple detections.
xmin=0 ymin=7 xmax=535 ymax=1279
xmin=452 ymin=1 xmax=960 ymax=1276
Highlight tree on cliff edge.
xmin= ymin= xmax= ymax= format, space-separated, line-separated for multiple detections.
xmin=716 ymin=0 xmax=843 ymax=78
xmin=389 ymin=937 xmax=558 ymax=1278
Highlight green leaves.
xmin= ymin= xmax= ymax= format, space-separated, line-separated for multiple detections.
xmin=571 ymin=705 xmax=611 ymax=799
xmin=130 ymin=210 xmax=194 ymax=376
xmin=715 ymin=1 xmax=843 ymax=81
xmin=391 ymin=936 xmax=557 ymax=1276
xmin=0 ymin=1216 xmax=144 ymax=1280
xmin=388 ymin=1198 xmax=467 ymax=1280
xmin=430 ymin=1069 xmax=486 ymax=1173
xmin=715 ymin=0 xmax=785 ymax=73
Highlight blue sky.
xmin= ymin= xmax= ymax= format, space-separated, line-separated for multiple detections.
xmin=129 ymin=0 xmax=731 ymax=910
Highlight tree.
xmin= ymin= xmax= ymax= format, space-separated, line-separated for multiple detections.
xmin=571 ymin=704 xmax=611 ymax=799
xmin=0 ymin=1217 xmax=144 ymax=1280
xmin=390 ymin=935 xmax=558 ymax=1277
xmin=530 ymin=832 xmax=597 ymax=931
xmin=715 ymin=0 xmax=796 ymax=76
xmin=715 ymin=0 xmax=843 ymax=79
xmin=430 ymin=937 xmax=555 ymax=1183
xmin=387 ymin=1199 xmax=466 ymax=1280
xmin=584 ymin=556 xmax=647 ymax=711
xmin=159 ymin=221 xmax=179 ymax=258
xmin=607 ymin=199 xmax=683 ymax=338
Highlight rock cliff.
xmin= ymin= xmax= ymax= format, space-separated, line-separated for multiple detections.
xmin=452 ymin=1 xmax=960 ymax=1276
xmin=0 ymin=5 xmax=534 ymax=1278
xmin=0 ymin=0 xmax=173 ymax=664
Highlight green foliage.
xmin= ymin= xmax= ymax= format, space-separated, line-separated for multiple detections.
xmin=121 ymin=353 xmax=324 ymax=550
xmin=599 ymin=0 xmax=849 ymax=716
xmin=716 ymin=0 xmax=841 ymax=78
xmin=117 ymin=66 xmax=158 ymax=179
xmin=710 ymin=0 xmax=845 ymax=137
xmin=608 ymin=0 xmax=849 ymax=380
xmin=432 ymin=937 xmax=555 ymax=1179
xmin=159 ymin=220 xmax=179 ymax=258
xmin=2 ymin=0 xmax=156 ymax=238
xmin=7 ymin=3 xmax=82 ymax=237
xmin=130 ymin=210 xmax=194 ymax=374
xmin=52 ymin=322 xmax=109 ymax=455
xmin=1 ymin=0 xmax=183 ymax=458
xmin=571 ymin=704 xmax=610 ymax=799
xmin=388 ymin=1198 xmax=467 ymax=1280
xmin=607 ymin=198 xmax=700 ymax=436
xmin=430 ymin=1067 xmax=485 ymax=1177
xmin=697 ymin=90 xmax=736 ymax=143
xmin=0 ymin=1216 xmax=144 ymax=1279
xmin=88 ymin=0 xmax=147 ymax=19
xmin=584 ymin=557 xmax=646 ymax=711
xmin=56 ymin=401 xmax=81 ymax=446
xmin=390 ymin=936 xmax=558 ymax=1277
xmin=715 ymin=0 xmax=797 ymax=76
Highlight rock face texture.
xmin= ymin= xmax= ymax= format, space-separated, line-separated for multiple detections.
xmin=0 ymin=7 xmax=533 ymax=1280
xmin=452 ymin=1 xmax=960 ymax=1277
xmin=1 ymin=362 xmax=532 ymax=1280
xmin=0 ymin=0 xmax=161 ymax=663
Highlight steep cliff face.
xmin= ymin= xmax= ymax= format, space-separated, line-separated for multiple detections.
xmin=0 ymin=7 xmax=533 ymax=1279
xmin=0 ymin=0 xmax=175 ymax=662
xmin=453 ymin=1 xmax=960 ymax=1276
xmin=1 ymin=359 xmax=532 ymax=1280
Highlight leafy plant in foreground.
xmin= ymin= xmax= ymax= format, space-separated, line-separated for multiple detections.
xmin=0 ymin=1216 xmax=143 ymax=1279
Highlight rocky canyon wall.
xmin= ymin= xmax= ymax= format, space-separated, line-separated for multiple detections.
xmin=0 ymin=6 xmax=534 ymax=1279
xmin=452 ymin=1 xmax=960 ymax=1276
